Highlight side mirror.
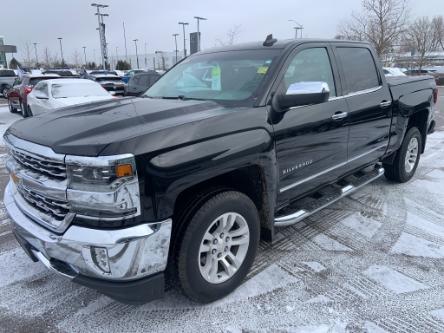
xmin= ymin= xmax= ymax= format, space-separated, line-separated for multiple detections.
xmin=273 ymin=81 xmax=330 ymax=111
xmin=34 ymin=91 xmax=49 ymax=100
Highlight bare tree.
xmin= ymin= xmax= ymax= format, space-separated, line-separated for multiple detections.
xmin=72 ymin=50 xmax=81 ymax=68
xmin=215 ymin=25 xmax=242 ymax=46
xmin=432 ymin=16 xmax=444 ymax=52
xmin=405 ymin=17 xmax=439 ymax=69
xmin=337 ymin=0 xmax=409 ymax=56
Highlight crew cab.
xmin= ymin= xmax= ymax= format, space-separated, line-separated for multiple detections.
xmin=4 ymin=37 xmax=438 ymax=304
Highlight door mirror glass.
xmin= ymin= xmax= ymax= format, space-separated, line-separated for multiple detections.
xmin=275 ymin=81 xmax=330 ymax=110
xmin=34 ymin=90 xmax=49 ymax=100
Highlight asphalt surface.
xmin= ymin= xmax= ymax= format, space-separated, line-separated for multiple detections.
xmin=0 ymin=89 xmax=443 ymax=333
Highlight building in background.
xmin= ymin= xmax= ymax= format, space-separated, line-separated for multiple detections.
xmin=0 ymin=36 xmax=17 ymax=68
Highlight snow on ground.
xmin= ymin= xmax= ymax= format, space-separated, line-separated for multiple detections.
xmin=1 ymin=106 xmax=444 ymax=332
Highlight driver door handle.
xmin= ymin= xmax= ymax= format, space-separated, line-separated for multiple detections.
xmin=331 ymin=111 xmax=348 ymax=120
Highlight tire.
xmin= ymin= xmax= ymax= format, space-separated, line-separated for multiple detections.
xmin=8 ymin=99 xmax=16 ymax=113
xmin=384 ymin=127 xmax=422 ymax=183
xmin=176 ymin=191 xmax=260 ymax=303
xmin=2 ymin=87 xmax=9 ymax=98
xmin=21 ymin=103 xmax=29 ymax=118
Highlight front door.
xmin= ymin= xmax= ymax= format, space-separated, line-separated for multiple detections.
xmin=272 ymin=45 xmax=349 ymax=208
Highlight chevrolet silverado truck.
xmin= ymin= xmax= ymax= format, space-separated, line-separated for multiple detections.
xmin=4 ymin=37 xmax=438 ymax=304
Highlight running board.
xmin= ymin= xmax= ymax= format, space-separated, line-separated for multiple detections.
xmin=274 ymin=166 xmax=384 ymax=227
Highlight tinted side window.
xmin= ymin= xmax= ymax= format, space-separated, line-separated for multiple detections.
xmin=282 ymin=48 xmax=336 ymax=97
xmin=336 ymin=47 xmax=380 ymax=93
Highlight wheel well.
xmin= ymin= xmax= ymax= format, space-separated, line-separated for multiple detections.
xmin=172 ymin=166 xmax=270 ymax=241
xmin=407 ymin=109 xmax=429 ymax=153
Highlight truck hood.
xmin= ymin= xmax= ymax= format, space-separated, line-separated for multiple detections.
xmin=6 ymin=97 xmax=255 ymax=156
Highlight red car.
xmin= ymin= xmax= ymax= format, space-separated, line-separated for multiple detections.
xmin=7 ymin=74 xmax=60 ymax=117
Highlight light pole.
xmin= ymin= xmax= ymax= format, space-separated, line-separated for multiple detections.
xmin=144 ymin=42 xmax=148 ymax=68
xmin=122 ymin=21 xmax=128 ymax=62
xmin=115 ymin=46 xmax=118 ymax=69
xmin=288 ymin=19 xmax=303 ymax=38
xmin=172 ymin=33 xmax=179 ymax=64
xmin=57 ymin=37 xmax=64 ymax=66
xmin=155 ymin=51 xmax=165 ymax=71
xmin=194 ymin=16 xmax=207 ymax=51
xmin=178 ymin=22 xmax=189 ymax=57
xmin=133 ymin=39 xmax=139 ymax=69
xmin=33 ymin=42 xmax=38 ymax=66
xmin=91 ymin=3 xmax=109 ymax=69
xmin=82 ymin=46 xmax=87 ymax=66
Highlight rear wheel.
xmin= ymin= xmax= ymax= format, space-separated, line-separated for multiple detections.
xmin=384 ymin=127 xmax=422 ymax=183
xmin=176 ymin=191 xmax=260 ymax=303
xmin=21 ymin=103 xmax=29 ymax=118
xmin=8 ymin=99 xmax=16 ymax=113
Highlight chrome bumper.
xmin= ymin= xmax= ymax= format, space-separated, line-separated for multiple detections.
xmin=4 ymin=181 xmax=172 ymax=282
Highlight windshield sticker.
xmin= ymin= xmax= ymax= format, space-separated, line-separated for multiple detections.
xmin=211 ymin=66 xmax=221 ymax=90
xmin=257 ymin=66 xmax=269 ymax=74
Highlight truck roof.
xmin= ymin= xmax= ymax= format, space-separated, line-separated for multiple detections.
xmin=199 ymin=38 xmax=371 ymax=54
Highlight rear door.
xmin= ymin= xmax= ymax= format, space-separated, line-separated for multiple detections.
xmin=273 ymin=44 xmax=349 ymax=206
xmin=333 ymin=45 xmax=392 ymax=168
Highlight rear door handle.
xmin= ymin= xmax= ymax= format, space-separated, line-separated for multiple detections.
xmin=331 ymin=111 xmax=348 ymax=120
xmin=380 ymin=100 xmax=392 ymax=108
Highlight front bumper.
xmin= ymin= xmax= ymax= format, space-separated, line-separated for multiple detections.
xmin=4 ymin=181 xmax=172 ymax=303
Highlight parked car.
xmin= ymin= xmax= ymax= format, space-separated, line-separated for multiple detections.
xmin=404 ymin=68 xmax=444 ymax=86
xmin=124 ymin=71 xmax=161 ymax=96
xmin=7 ymin=73 xmax=60 ymax=117
xmin=26 ymin=79 xmax=113 ymax=116
xmin=383 ymin=67 xmax=406 ymax=77
xmin=90 ymin=74 xmax=125 ymax=96
xmin=122 ymin=69 xmax=145 ymax=83
xmin=0 ymin=69 xmax=17 ymax=97
xmin=4 ymin=38 xmax=438 ymax=305
xmin=42 ymin=69 xmax=80 ymax=78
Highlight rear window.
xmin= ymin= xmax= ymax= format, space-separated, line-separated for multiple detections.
xmin=336 ymin=47 xmax=380 ymax=94
xmin=0 ymin=70 xmax=15 ymax=77
xmin=52 ymin=82 xmax=109 ymax=98
xmin=29 ymin=77 xmax=58 ymax=86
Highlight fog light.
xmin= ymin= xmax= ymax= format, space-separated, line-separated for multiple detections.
xmin=90 ymin=247 xmax=111 ymax=273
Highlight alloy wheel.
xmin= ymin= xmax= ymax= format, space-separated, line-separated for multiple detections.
xmin=198 ymin=212 xmax=250 ymax=284
xmin=404 ymin=137 xmax=419 ymax=173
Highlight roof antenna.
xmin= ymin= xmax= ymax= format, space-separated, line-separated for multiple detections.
xmin=263 ymin=34 xmax=277 ymax=47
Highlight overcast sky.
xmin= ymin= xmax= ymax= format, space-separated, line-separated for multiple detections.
xmin=2 ymin=0 xmax=443 ymax=63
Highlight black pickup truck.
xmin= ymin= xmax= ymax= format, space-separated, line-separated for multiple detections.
xmin=4 ymin=37 xmax=438 ymax=304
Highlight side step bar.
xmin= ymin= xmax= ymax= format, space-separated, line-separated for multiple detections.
xmin=274 ymin=166 xmax=384 ymax=228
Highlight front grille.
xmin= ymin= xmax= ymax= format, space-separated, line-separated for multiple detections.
xmin=10 ymin=148 xmax=66 ymax=179
xmin=17 ymin=185 xmax=69 ymax=221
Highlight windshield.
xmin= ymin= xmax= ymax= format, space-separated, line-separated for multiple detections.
xmin=144 ymin=50 xmax=279 ymax=103
xmin=52 ymin=82 xmax=110 ymax=98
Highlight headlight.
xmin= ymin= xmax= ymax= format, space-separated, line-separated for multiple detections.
xmin=66 ymin=154 xmax=141 ymax=220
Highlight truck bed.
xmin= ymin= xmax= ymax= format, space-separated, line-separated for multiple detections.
xmin=387 ymin=75 xmax=436 ymax=101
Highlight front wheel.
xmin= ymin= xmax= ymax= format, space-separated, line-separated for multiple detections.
xmin=384 ymin=127 xmax=422 ymax=183
xmin=177 ymin=191 xmax=260 ymax=303
xmin=1 ymin=86 xmax=9 ymax=98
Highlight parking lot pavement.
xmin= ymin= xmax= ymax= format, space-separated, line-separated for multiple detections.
xmin=1 ymin=102 xmax=444 ymax=333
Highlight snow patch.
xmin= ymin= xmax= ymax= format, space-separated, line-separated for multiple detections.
xmin=302 ymin=261 xmax=326 ymax=273
xmin=431 ymin=308 xmax=444 ymax=322
xmin=364 ymin=321 xmax=389 ymax=333
xmin=391 ymin=232 xmax=444 ymax=258
xmin=306 ymin=295 xmax=332 ymax=304
xmin=340 ymin=214 xmax=382 ymax=239
xmin=312 ymin=234 xmax=353 ymax=252
xmin=0 ymin=248 xmax=46 ymax=288
xmin=363 ymin=265 xmax=427 ymax=294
